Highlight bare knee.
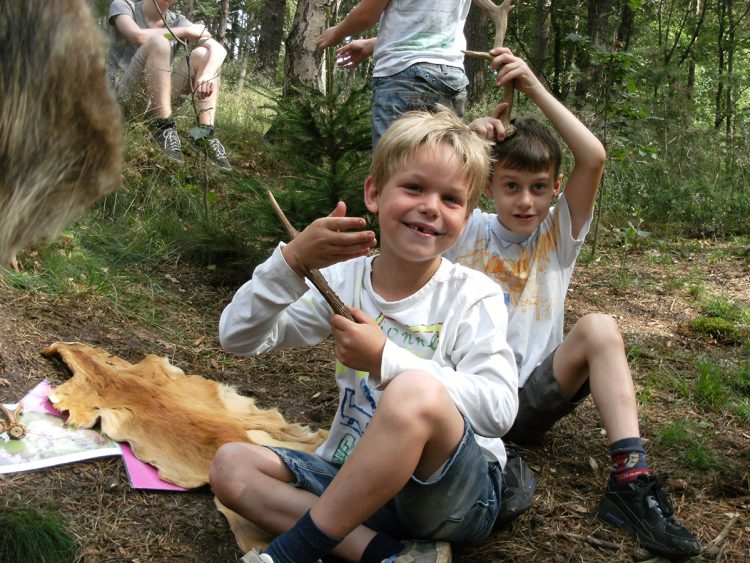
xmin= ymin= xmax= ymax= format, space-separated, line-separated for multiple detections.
xmin=209 ymin=442 xmax=262 ymax=503
xmin=380 ymin=371 xmax=456 ymax=426
xmin=140 ymin=34 xmax=172 ymax=58
xmin=573 ymin=313 xmax=625 ymax=352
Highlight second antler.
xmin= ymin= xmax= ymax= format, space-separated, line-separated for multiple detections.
xmin=464 ymin=0 xmax=516 ymax=137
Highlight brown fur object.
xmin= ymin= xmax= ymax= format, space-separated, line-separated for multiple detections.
xmin=0 ymin=0 xmax=123 ymax=265
xmin=43 ymin=342 xmax=327 ymax=488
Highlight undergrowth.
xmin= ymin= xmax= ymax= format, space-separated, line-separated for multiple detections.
xmin=0 ymin=505 xmax=78 ymax=563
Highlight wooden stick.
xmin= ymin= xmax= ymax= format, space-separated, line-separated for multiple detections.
xmin=267 ymin=191 xmax=355 ymax=322
xmin=468 ymin=0 xmax=516 ymax=137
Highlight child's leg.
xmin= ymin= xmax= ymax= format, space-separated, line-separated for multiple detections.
xmin=261 ymin=370 xmax=471 ymax=562
xmin=117 ymin=35 xmax=174 ymax=119
xmin=209 ymin=443 xmax=376 ymax=561
xmin=312 ymin=369 xmax=465 ymax=538
xmin=552 ymin=313 xmax=639 ymax=443
xmin=552 ymin=315 xmax=700 ymax=556
xmin=171 ymin=46 xmax=221 ymax=127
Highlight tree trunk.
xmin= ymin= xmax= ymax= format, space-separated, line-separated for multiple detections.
xmin=283 ymin=0 xmax=335 ymax=95
xmin=216 ymin=0 xmax=229 ymax=45
xmin=237 ymin=10 xmax=256 ymax=90
xmin=465 ymin=4 xmax=489 ymax=105
xmin=257 ymin=0 xmax=288 ymax=80
xmin=533 ymin=0 xmax=550 ymax=75
xmin=574 ymin=0 xmax=613 ymax=102
xmin=616 ymin=0 xmax=635 ymax=51
xmin=182 ymin=0 xmax=194 ymax=22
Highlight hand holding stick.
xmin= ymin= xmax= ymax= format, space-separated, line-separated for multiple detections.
xmin=267 ymin=191 xmax=356 ymax=322
xmin=465 ymin=0 xmax=516 ymax=137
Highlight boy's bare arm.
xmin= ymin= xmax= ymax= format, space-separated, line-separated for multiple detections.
xmin=493 ymin=48 xmax=606 ymax=238
xmin=281 ymin=202 xmax=377 ymax=278
xmin=316 ymin=0 xmax=389 ymax=51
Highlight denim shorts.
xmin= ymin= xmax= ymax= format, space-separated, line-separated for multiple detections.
xmin=268 ymin=418 xmax=502 ymax=547
xmin=371 ymin=62 xmax=469 ymax=149
xmin=503 ymin=348 xmax=590 ymax=444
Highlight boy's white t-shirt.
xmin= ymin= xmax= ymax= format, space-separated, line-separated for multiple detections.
xmin=373 ymin=0 xmax=472 ymax=77
xmin=219 ymin=246 xmax=519 ymax=467
xmin=444 ymin=194 xmax=592 ymax=387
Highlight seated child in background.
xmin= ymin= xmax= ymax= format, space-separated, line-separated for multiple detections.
xmin=209 ymin=109 xmax=519 ymax=563
xmin=445 ymin=47 xmax=701 ymax=558
xmin=107 ymin=0 xmax=231 ymax=170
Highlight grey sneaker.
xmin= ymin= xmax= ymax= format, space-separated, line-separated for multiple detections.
xmin=189 ymin=132 xmax=232 ymax=171
xmin=151 ymin=125 xmax=184 ymax=163
xmin=240 ymin=549 xmax=273 ymax=563
xmin=382 ymin=540 xmax=452 ymax=563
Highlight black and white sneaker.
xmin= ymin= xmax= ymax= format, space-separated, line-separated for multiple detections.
xmin=597 ymin=474 xmax=701 ymax=559
xmin=188 ymin=129 xmax=231 ymax=171
xmin=151 ymin=125 xmax=184 ymax=163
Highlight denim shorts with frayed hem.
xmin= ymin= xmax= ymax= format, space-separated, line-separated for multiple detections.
xmin=504 ymin=347 xmax=591 ymax=444
xmin=267 ymin=418 xmax=502 ymax=547
xmin=371 ymin=62 xmax=469 ymax=150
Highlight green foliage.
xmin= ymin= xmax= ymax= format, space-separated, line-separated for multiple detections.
xmin=655 ymin=420 xmax=724 ymax=471
xmin=688 ymin=316 xmax=743 ymax=345
xmin=690 ymin=360 xmax=749 ymax=424
xmin=0 ymin=506 xmax=78 ymax=563
xmin=259 ymin=83 xmax=372 ymax=233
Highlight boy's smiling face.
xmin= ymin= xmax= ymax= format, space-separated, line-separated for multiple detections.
xmin=487 ymin=164 xmax=562 ymax=237
xmin=365 ymin=142 xmax=470 ymax=266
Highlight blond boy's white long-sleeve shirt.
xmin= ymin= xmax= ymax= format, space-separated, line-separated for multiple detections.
xmin=219 ymin=244 xmax=518 ymax=467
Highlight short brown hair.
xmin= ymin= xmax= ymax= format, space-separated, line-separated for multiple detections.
xmin=370 ymin=109 xmax=493 ymax=211
xmin=493 ymin=116 xmax=562 ymax=177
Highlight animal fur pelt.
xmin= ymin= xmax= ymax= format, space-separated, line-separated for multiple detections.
xmin=43 ymin=342 xmax=327 ymax=489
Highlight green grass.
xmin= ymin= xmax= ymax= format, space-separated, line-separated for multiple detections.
xmin=0 ymin=506 xmax=78 ymax=563
xmin=655 ymin=420 xmax=725 ymax=471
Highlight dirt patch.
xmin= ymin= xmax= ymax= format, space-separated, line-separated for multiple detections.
xmin=0 ymin=239 xmax=748 ymax=561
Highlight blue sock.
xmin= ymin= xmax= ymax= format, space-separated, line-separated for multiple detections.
xmin=361 ymin=533 xmax=404 ymax=563
xmin=263 ymin=510 xmax=341 ymax=563
xmin=610 ymin=437 xmax=649 ymax=487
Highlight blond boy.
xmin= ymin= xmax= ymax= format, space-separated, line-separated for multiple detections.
xmin=210 ymin=110 xmax=518 ymax=563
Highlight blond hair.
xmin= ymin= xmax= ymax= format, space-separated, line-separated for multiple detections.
xmin=369 ymin=109 xmax=492 ymax=211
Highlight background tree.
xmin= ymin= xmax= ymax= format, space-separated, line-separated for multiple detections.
xmin=256 ymin=0 xmax=288 ymax=80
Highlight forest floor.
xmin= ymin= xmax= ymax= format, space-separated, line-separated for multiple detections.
xmin=0 ymin=233 xmax=748 ymax=562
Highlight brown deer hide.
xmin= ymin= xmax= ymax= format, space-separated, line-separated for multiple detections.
xmin=43 ymin=342 xmax=326 ymax=489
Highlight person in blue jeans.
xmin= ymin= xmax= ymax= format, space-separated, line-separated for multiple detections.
xmin=317 ymin=0 xmax=472 ymax=150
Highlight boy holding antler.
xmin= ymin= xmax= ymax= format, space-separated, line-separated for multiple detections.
xmin=446 ymin=47 xmax=701 ymax=558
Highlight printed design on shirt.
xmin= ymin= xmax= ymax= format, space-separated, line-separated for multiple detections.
xmin=454 ymin=215 xmax=560 ymax=320
xmin=374 ymin=313 xmax=442 ymax=358
xmin=332 ymin=363 xmax=378 ymax=464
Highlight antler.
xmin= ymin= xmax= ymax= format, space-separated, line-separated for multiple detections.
xmin=267 ymin=191 xmax=356 ymax=322
xmin=465 ymin=0 xmax=516 ymax=137
xmin=0 ymin=402 xmax=27 ymax=440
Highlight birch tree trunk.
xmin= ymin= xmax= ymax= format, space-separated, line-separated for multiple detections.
xmin=283 ymin=0 xmax=336 ymax=95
